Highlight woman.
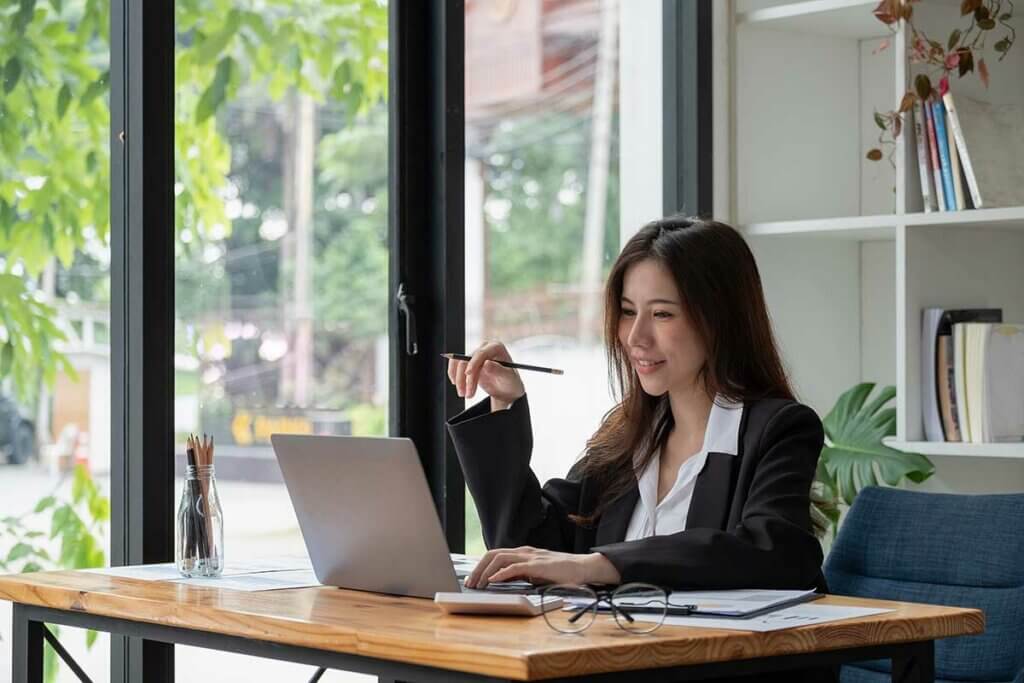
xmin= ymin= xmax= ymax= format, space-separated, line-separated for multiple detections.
xmin=446 ymin=216 xmax=826 ymax=598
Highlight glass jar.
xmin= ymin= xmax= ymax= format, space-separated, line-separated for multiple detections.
xmin=175 ymin=464 xmax=224 ymax=577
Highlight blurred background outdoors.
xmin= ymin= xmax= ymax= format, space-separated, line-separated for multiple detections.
xmin=0 ymin=1 xmax=646 ymax=680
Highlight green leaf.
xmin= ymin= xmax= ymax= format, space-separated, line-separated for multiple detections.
xmin=85 ymin=629 xmax=97 ymax=648
xmin=50 ymin=504 xmax=72 ymax=539
xmin=7 ymin=542 xmax=33 ymax=563
xmin=57 ymin=83 xmax=72 ymax=119
xmin=821 ymin=383 xmax=934 ymax=506
xmin=196 ymin=9 xmax=242 ymax=65
xmin=49 ymin=0 xmax=62 ymax=13
xmin=33 ymin=495 xmax=56 ymax=513
xmin=80 ymin=70 xmax=110 ymax=106
xmin=13 ymin=0 xmax=36 ymax=34
xmin=88 ymin=494 xmax=110 ymax=523
xmin=196 ymin=57 xmax=235 ymax=124
xmin=947 ymin=29 xmax=962 ymax=51
xmin=3 ymin=58 xmax=22 ymax=94
xmin=21 ymin=561 xmax=43 ymax=574
xmin=914 ymin=73 xmax=933 ymax=100
xmin=0 ymin=342 xmax=14 ymax=377
xmin=72 ymin=464 xmax=89 ymax=503
xmin=73 ymin=532 xmax=96 ymax=568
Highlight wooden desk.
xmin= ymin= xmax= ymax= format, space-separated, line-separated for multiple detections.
xmin=0 ymin=571 xmax=983 ymax=682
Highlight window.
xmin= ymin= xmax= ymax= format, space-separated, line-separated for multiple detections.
xmin=173 ymin=3 xmax=387 ymax=680
xmin=463 ymin=0 xmax=664 ymax=554
xmin=0 ymin=1 xmax=113 ymax=678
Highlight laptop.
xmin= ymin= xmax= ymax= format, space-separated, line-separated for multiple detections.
xmin=270 ymin=433 xmax=532 ymax=599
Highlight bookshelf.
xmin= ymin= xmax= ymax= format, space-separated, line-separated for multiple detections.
xmin=720 ymin=1 xmax=1024 ymax=480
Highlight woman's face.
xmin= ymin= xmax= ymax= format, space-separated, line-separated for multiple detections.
xmin=617 ymin=258 xmax=707 ymax=398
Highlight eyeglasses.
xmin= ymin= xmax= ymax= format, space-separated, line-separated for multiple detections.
xmin=539 ymin=583 xmax=669 ymax=634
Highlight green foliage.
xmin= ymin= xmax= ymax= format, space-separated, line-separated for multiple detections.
xmin=479 ymin=112 xmax=621 ymax=295
xmin=812 ymin=383 xmax=934 ymax=541
xmin=3 ymin=465 xmax=109 ymax=681
xmin=348 ymin=402 xmax=385 ymax=437
xmin=2 ymin=465 xmax=108 ymax=574
xmin=1 ymin=0 xmax=388 ymax=400
xmin=0 ymin=0 xmax=108 ymax=398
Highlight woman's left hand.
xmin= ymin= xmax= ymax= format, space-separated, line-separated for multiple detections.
xmin=465 ymin=546 xmax=621 ymax=588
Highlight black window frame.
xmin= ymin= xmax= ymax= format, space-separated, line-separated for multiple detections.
xmin=110 ymin=0 xmax=175 ymax=680
xmin=664 ymin=0 xmax=714 ymax=218
xmin=105 ymin=0 xmax=708 ymax=679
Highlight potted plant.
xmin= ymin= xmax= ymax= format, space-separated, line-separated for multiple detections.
xmin=811 ymin=383 xmax=935 ymax=543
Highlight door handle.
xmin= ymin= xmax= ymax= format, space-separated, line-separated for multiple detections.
xmin=395 ymin=282 xmax=418 ymax=356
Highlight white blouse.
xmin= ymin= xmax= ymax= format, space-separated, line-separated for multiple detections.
xmin=623 ymin=398 xmax=744 ymax=541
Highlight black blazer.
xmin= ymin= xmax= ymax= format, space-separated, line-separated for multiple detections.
xmin=447 ymin=394 xmax=828 ymax=593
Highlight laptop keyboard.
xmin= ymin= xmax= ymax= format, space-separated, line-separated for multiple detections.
xmin=451 ymin=553 xmax=535 ymax=593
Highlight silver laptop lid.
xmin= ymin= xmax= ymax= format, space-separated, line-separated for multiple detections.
xmin=270 ymin=433 xmax=461 ymax=598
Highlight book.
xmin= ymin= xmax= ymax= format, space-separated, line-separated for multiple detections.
xmin=912 ymin=101 xmax=936 ymax=212
xmin=942 ymin=89 xmax=984 ymax=209
xmin=923 ymin=100 xmax=947 ymax=213
xmin=953 ymin=323 xmax=971 ymax=441
xmin=936 ymin=335 xmax=959 ymax=441
xmin=937 ymin=309 xmax=1002 ymax=443
xmin=921 ymin=307 xmax=945 ymax=441
xmin=964 ymin=323 xmax=990 ymax=444
xmin=944 ymin=100 xmax=966 ymax=211
xmin=983 ymin=324 xmax=1024 ymax=442
xmin=931 ymin=98 xmax=957 ymax=211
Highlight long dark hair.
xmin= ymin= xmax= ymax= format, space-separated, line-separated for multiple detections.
xmin=571 ymin=216 xmax=794 ymax=525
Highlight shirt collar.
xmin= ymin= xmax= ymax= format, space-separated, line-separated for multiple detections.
xmin=703 ymin=396 xmax=744 ymax=456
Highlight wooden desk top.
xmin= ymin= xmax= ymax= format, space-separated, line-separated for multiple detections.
xmin=0 ymin=571 xmax=984 ymax=681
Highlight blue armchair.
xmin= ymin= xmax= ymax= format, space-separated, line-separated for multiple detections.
xmin=824 ymin=486 xmax=1024 ymax=683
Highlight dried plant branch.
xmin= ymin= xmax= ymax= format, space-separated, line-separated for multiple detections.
xmin=866 ymin=0 xmax=1016 ymax=163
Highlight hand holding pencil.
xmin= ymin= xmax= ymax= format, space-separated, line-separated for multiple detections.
xmin=445 ymin=341 xmax=560 ymax=412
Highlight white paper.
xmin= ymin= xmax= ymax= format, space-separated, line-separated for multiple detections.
xmin=81 ymin=557 xmax=313 ymax=582
xmin=82 ymin=564 xmax=182 ymax=581
xmin=218 ymin=556 xmax=313 ymax=575
xmin=634 ymin=603 xmax=893 ymax=632
xmin=169 ymin=569 xmax=320 ymax=592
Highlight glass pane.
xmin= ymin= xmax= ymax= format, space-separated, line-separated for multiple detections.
xmin=174 ymin=2 xmax=388 ymax=680
xmin=0 ymin=1 xmax=113 ymax=679
xmin=464 ymin=0 xmax=625 ymax=554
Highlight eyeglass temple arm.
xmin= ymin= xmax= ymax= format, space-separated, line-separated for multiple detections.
xmin=566 ymin=596 xmax=637 ymax=624
xmin=567 ymin=598 xmax=601 ymax=624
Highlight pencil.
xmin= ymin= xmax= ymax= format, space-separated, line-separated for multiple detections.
xmin=440 ymin=353 xmax=564 ymax=375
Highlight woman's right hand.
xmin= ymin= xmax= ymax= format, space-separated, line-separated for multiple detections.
xmin=447 ymin=341 xmax=526 ymax=412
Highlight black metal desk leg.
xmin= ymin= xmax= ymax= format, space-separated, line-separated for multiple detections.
xmin=891 ymin=640 xmax=935 ymax=683
xmin=13 ymin=604 xmax=45 ymax=683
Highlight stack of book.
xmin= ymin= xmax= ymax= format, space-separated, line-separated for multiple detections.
xmin=922 ymin=308 xmax=1024 ymax=443
xmin=911 ymin=83 xmax=983 ymax=212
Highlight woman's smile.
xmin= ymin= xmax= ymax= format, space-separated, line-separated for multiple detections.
xmin=633 ymin=358 xmax=666 ymax=374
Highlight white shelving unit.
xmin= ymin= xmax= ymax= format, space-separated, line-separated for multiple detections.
xmin=719 ymin=1 xmax=1024 ymax=483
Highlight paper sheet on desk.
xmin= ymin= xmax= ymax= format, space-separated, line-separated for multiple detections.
xmin=632 ymin=604 xmax=893 ymax=632
xmin=169 ymin=569 xmax=320 ymax=591
xmin=82 ymin=556 xmax=312 ymax=582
